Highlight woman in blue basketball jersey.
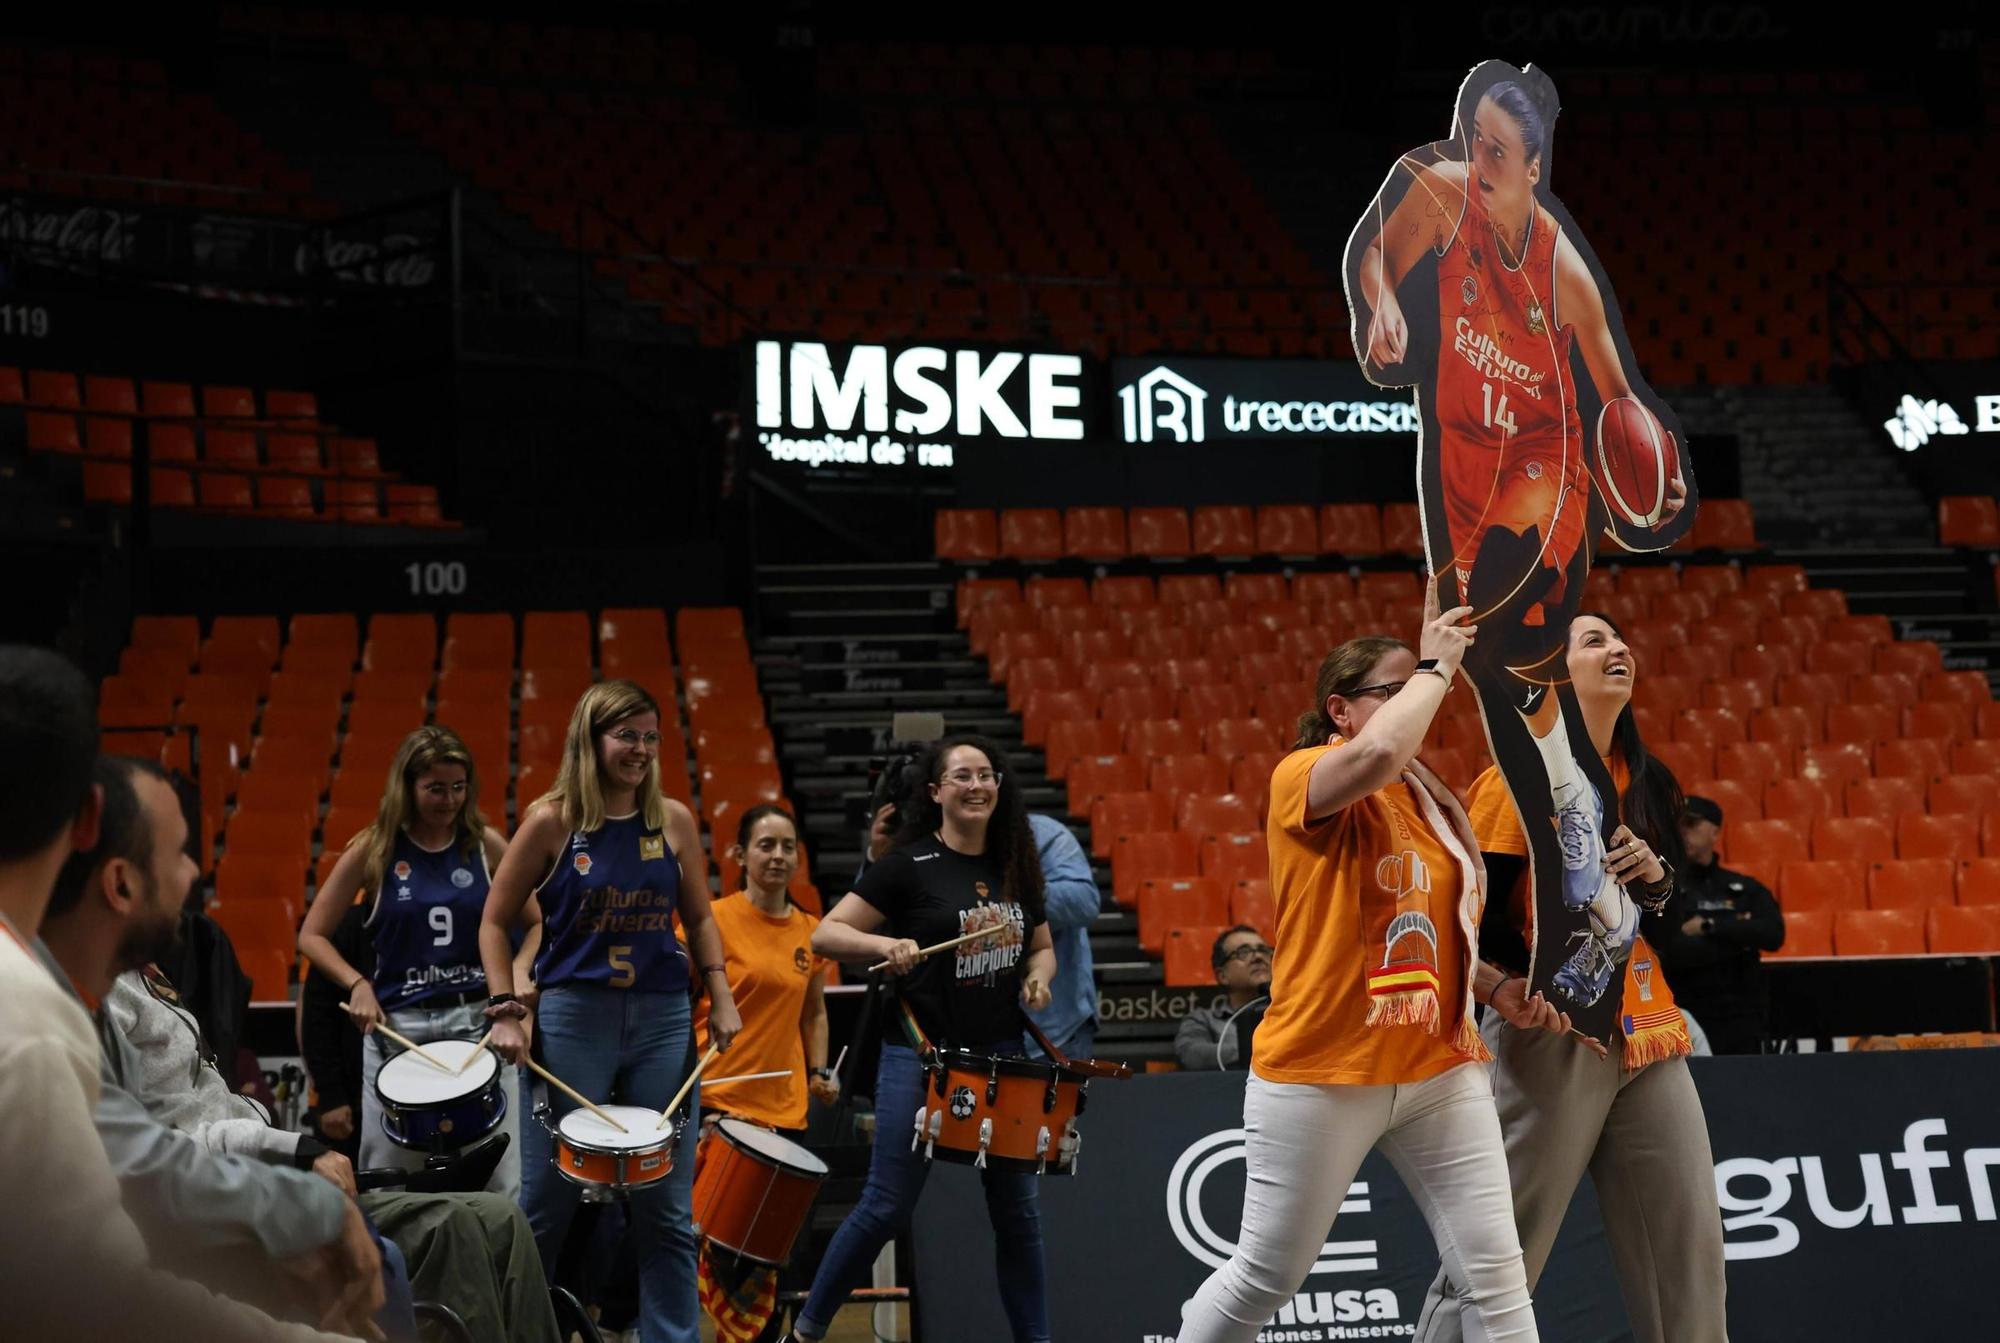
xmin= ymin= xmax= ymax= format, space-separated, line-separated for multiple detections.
xmin=479 ymin=679 xmax=741 ymax=1343
xmin=299 ymin=724 xmax=530 ymax=1194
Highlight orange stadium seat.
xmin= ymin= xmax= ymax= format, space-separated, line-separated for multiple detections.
xmin=1064 ymin=507 xmax=1127 ymax=560
xmin=1192 ymin=506 xmax=1256 ymax=558
xmin=1129 ymin=508 xmax=1192 ymax=558
xmin=1164 ymin=925 xmax=1230 ymax=987
xmin=1768 ymin=909 xmax=1831 ymax=958
xmin=1091 ymin=793 xmax=1175 ymax=859
xmin=935 ymin=508 xmax=999 ymax=560
xmin=1256 ymin=505 xmax=1318 ymax=556
xmin=1111 ymin=830 xmax=1201 ymax=906
xmin=1000 ymin=508 xmax=1063 ymax=561
xmin=1833 ymin=908 xmax=1925 ymax=957
xmin=1927 ymin=904 xmax=2000 ymax=955
xmin=1780 ymin=860 xmax=1867 ymax=913
xmin=1867 ymin=859 xmax=1954 ymax=911
xmin=1137 ymin=877 xmax=1229 ymax=957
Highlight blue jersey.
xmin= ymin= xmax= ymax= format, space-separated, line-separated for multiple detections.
xmin=366 ymin=832 xmax=492 ymax=1012
xmin=534 ymin=813 xmax=688 ymax=993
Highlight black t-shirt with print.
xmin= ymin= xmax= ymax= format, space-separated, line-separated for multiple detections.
xmin=855 ymin=834 xmax=1046 ymax=1050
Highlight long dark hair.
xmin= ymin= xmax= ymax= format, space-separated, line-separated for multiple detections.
xmin=891 ymin=733 xmax=1044 ymax=908
xmin=1294 ymin=636 xmax=1410 ymax=750
xmin=1576 ymin=612 xmax=1687 ymax=870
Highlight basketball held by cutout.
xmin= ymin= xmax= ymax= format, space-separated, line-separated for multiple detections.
xmin=1593 ymin=396 xmax=1676 ymax=528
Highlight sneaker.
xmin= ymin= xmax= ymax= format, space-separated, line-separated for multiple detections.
xmin=1553 ymin=778 xmax=1605 ymax=912
xmin=1551 ymin=929 xmax=1621 ymax=1008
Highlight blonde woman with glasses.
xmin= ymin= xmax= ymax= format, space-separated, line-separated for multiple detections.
xmin=480 ymin=679 xmax=740 ymax=1343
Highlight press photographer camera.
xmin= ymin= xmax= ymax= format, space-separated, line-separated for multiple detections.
xmin=849 ymin=712 xmax=945 ymax=870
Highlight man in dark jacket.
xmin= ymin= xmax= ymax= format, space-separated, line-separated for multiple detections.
xmin=1647 ymin=796 xmax=1785 ymax=1055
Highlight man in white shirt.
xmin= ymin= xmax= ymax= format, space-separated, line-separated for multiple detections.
xmin=0 ymin=643 xmax=355 ymax=1342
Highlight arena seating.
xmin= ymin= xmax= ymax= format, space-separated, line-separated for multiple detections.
xmin=98 ymin=604 xmax=788 ymax=999
xmin=0 ymin=365 xmax=455 ymax=525
xmin=0 ymin=42 xmax=327 ymax=215
xmin=952 ymin=550 xmax=2000 ymax=963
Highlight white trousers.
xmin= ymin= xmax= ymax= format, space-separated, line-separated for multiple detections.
xmin=1178 ymin=1061 xmax=1537 ymax=1343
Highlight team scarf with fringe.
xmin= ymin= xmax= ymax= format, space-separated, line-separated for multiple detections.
xmin=1357 ymin=750 xmax=1492 ymax=1063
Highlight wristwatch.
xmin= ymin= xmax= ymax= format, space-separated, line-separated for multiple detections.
xmin=811 ymin=1067 xmax=837 ymax=1083
xmin=1413 ymin=658 xmax=1451 ymax=688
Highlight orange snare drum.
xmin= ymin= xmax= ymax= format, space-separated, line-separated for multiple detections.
xmin=692 ymin=1119 xmax=828 ymax=1265
xmin=914 ymin=1051 xmax=1091 ymax=1175
xmin=554 ymin=1105 xmax=682 ymax=1193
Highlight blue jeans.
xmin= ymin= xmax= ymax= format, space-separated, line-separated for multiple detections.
xmin=796 ymin=1044 xmax=1049 ymax=1343
xmin=522 ymin=986 xmax=700 ymax=1343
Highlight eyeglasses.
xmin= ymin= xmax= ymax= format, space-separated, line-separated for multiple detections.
xmin=941 ymin=769 xmax=1003 ymax=789
xmin=1221 ymin=942 xmax=1274 ymax=963
xmin=605 ymin=729 xmax=662 ymax=748
xmin=1346 ymin=681 xmax=1407 ymax=700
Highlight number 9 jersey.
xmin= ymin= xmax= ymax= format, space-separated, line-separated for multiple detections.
xmin=367 ymin=832 xmax=493 ymax=1012
xmin=533 ymin=813 xmax=689 ymax=993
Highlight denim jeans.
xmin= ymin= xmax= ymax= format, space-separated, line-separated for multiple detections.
xmin=521 ymin=985 xmax=700 ymax=1343
xmin=361 ymin=996 xmax=523 ymax=1198
xmin=795 ymin=1044 xmax=1048 ymax=1343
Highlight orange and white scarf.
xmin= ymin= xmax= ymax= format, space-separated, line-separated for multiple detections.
xmin=1361 ymin=755 xmax=1492 ymax=1063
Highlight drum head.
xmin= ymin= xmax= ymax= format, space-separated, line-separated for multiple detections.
xmin=938 ymin=1050 xmax=1066 ymax=1082
xmin=717 ymin=1118 xmax=829 ymax=1175
xmin=378 ymin=1038 xmax=496 ymax=1102
xmin=559 ymin=1105 xmax=669 ymax=1150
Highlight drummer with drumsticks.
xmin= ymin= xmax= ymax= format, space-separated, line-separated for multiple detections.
xmin=298 ymin=725 xmax=527 ymax=1195
xmin=788 ymin=733 xmax=1056 ymax=1343
xmin=478 ymin=680 xmax=742 ymax=1343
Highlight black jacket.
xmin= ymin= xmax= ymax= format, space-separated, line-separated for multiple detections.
xmin=1644 ymin=858 xmax=1784 ymax=1020
xmin=299 ymin=902 xmax=371 ymax=1135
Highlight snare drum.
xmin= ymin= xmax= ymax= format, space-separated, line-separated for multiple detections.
xmin=554 ymin=1105 xmax=682 ymax=1193
xmin=914 ymin=1051 xmax=1089 ymax=1175
xmin=376 ymin=1038 xmax=507 ymax=1152
xmin=692 ymin=1120 xmax=828 ymax=1265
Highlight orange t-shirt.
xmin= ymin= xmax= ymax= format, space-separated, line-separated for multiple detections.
xmin=1466 ymin=755 xmax=1629 ymax=936
xmin=1251 ymin=744 xmax=1473 ymax=1087
xmin=694 ymin=893 xmax=825 ymax=1131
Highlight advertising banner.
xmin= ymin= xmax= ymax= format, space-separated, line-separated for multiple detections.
xmin=913 ymin=1050 xmax=2000 ymax=1340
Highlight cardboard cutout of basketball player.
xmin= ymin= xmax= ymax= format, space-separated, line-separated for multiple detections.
xmin=1342 ymin=60 xmax=1698 ymax=1046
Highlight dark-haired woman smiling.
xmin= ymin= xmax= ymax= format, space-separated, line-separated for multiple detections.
xmin=1416 ymin=613 xmax=1726 ymax=1343
xmin=788 ymin=734 xmax=1054 ymax=1343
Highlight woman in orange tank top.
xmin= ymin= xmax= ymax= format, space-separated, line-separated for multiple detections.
xmin=1177 ymin=582 xmax=1575 ymax=1343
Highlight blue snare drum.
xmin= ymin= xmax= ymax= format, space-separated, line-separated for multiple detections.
xmin=375 ymin=1037 xmax=507 ymax=1151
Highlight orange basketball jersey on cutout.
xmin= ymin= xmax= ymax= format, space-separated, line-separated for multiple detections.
xmin=1430 ymin=181 xmax=1587 ymax=582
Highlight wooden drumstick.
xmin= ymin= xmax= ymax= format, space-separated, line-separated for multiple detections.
xmin=456 ymin=1028 xmax=495 ymax=1074
xmin=868 ymin=923 xmax=1006 ymax=972
xmin=522 ymin=1056 xmax=629 ymax=1134
xmin=342 ymin=1004 xmax=454 ymax=1073
xmin=657 ymin=1044 xmax=721 ymax=1129
xmin=701 ymin=1068 xmax=794 ymax=1088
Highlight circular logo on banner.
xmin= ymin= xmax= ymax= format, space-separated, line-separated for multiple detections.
xmin=450 ymin=867 xmax=474 ymax=889
xmin=949 ymin=1086 xmax=977 ymax=1121
xmin=1166 ymin=1129 xmax=1377 ymax=1275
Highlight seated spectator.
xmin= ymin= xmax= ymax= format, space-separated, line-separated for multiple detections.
xmin=1174 ymin=925 xmax=1272 ymax=1070
xmin=1645 ymin=795 xmax=1784 ymax=1055
xmin=0 ymin=646 xmax=346 ymax=1342
xmin=45 ymin=756 xmax=561 ymax=1342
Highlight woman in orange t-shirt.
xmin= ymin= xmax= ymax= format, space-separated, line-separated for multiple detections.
xmin=695 ymin=805 xmax=841 ymax=1133
xmin=1178 ymin=582 xmax=1572 ymax=1343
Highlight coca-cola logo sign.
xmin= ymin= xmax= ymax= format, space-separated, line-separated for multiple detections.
xmin=0 ymin=197 xmax=141 ymax=262
xmin=294 ymin=232 xmax=436 ymax=288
